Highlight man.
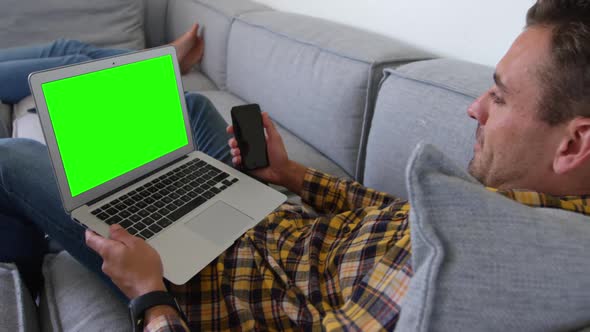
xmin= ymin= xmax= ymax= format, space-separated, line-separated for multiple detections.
xmin=1 ymin=0 xmax=589 ymax=330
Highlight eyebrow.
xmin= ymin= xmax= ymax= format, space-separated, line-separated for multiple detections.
xmin=493 ymin=72 xmax=510 ymax=94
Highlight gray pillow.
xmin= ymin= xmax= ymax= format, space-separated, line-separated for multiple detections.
xmin=0 ymin=263 xmax=39 ymax=332
xmin=397 ymin=143 xmax=590 ymax=332
xmin=0 ymin=0 xmax=145 ymax=50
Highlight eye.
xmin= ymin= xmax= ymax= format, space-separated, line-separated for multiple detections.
xmin=489 ymin=91 xmax=505 ymax=105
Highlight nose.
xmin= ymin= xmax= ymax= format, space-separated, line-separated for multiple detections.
xmin=467 ymin=94 xmax=488 ymax=125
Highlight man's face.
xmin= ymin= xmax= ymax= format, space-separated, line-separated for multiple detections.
xmin=467 ymin=26 xmax=566 ymax=190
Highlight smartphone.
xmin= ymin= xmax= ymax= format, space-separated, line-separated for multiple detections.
xmin=230 ymin=104 xmax=269 ymax=170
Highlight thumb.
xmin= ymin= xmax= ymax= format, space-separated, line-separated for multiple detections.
xmin=262 ymin=112 xmax=279 ymax=140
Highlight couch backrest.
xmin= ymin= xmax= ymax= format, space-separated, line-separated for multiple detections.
xmin=364 ymin=59 xmax=493 ymax=199
xmin=225 ymin=11 xmax=432 ymax=178
xmin=164 ymin=0 xmax=271 ymax=89
xmin=0 ymin=0 xmax=145 ymax=50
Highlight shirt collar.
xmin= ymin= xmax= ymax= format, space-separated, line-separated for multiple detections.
xmin=488 ymin=188 xmax=590 ymax=217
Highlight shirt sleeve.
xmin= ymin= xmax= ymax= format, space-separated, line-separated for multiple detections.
xmin=144 ymin=315 xmax=190 ymax=332
xmin=300 ymin=168 xmax=398 ymax=214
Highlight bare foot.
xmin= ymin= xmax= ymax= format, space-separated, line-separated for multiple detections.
xmin=170 ymin=23 xmax=204 ymax=74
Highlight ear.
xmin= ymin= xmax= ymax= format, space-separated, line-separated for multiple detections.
xmin=554 ymin=118 xmax=590 ymax=174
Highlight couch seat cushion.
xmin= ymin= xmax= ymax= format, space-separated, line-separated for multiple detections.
xmin=40 ymin=252 xmax=129 ymax=332
xmin=181 ymin=70 xmax=217 ymax=92
xmin=397 ymin=144 xmax=590 ymax=331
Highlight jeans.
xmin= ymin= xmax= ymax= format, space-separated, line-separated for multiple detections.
xmin=0 ymin=39 xmax=232 ymax=301
xmin=0 ymin=39 xmax=127 ymax=104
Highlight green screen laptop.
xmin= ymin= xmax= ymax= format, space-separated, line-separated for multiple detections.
xmin=28 ymin=46 xmax=285 ymax=284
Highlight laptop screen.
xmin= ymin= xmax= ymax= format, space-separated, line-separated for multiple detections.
xmin=41 ymin=54 xmax=188 ymax=198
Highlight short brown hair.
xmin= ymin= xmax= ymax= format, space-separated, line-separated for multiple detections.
xmin=526 ymin=0 xmax=590 ymax=125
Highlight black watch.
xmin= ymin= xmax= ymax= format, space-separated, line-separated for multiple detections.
xmin=128 ymin=291 xmax=186 ymax=332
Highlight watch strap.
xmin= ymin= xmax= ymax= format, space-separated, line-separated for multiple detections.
xmin=128 ymin=291 xmax=185 ymax=332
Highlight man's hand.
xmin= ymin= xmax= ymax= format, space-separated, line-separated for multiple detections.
xmin=227 ymin=112 xmax=307 ymax=195
xmin=85 ymin=225 xmax=166 ymax=299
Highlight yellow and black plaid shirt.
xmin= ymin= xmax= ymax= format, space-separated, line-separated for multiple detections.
xmin=145 ymin=168 xmax=590 ymax=331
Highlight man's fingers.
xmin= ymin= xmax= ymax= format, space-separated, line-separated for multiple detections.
xmin=85 ymin=230 xmax=110 ymax=257
xmin=261 ymin=112 xmax=279 ymax=139
xmin=109 ymin=224 xmax=135 ymax=246
xmin=231 ymin=148 xmax=241 ymax=157
xmin=228 ymin=138 xmax=238 ymax=148
xmin=232 ymin=156 xmax=242 ymax=166
xmin=226 ymin=125 xmax=234 ymax=135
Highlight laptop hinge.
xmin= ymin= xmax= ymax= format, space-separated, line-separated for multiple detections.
xmin=87 ymin=155 xmax=189 ymax=207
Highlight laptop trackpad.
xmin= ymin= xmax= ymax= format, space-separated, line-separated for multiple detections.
xmin=185 ymin=201 xmax=254 ymax=243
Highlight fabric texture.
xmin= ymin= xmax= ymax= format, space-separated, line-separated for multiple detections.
xmin=397 ymin=143 xmax=590 ymax=332
xmin=144 ymin=0 xmax=169 ymax=48
xmin=165 ymin=0 xmax=270 ymax=89
xmin=198 ymin=90 xmax=351 ymax=178
xmin=156 ymin=167 xmax=412 ymax=331
xmin=0 ymin=102 xmax=11 ymax=138
xmin=181 ymin=70 xmax=217 ymax=92
xmin=0 ymin=0 xmax=145 ymax=50
xmin=364 ymin=59 xmax=493 ymax=199
xmin=0 ymin=263 xmax=39 ymax=332
xmin=11 ymin=95 xmax=45 ymax=143
xmin=227 ymin=12 xmax=431 ymax=179
xmin=39 ymin=252 xmax=129 ymax=332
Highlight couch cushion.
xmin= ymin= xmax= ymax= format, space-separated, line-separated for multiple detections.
xmin=144 ymin=0 xmax=169 ymax=48
xmin=39 ymin=252 xmax=129 ymax=332
xmin=11 ymin=96 xmax=45 ymax=144
xmin=397 ymin=143 xmax=590 ymax=331
xmin=199 ymin=90 xmax=350 ymax=178
xmin=182 ymin=70 xmax=218 ymax=92
xmin=0 ymin=102 xmax=12 ymax=138
xmin=165 ymin=0 xmax=271 ymax=89
xmin=364 ymin=59 xmax=493 ymax=199
xmin=0 ymin=263 xmax=39 ymax=332
xmin=0 ymin=0 xmax=145 ymax=50
xmin=227 ymin=11 xmax=431 ymax=179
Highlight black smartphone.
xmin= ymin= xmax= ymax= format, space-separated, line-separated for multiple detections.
xmin=230 ymin=104 xmax=269 ymax=170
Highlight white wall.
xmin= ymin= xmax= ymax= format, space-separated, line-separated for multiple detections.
xmin=252 ymin=0 xmax=536 ymax=67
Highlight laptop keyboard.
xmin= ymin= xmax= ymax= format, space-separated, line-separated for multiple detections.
xmin=90 ymin=158 xmax=239 ymax=240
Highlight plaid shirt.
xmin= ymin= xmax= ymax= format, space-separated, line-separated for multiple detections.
xmin=145 ymin=168 xmax=590 ymax=332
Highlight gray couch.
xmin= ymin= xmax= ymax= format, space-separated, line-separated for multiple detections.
xmin=3 ymin=0 xmax=590 ymax=331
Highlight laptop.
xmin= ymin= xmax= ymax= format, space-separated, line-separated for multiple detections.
xmin=28 ymin=46 xmax=286 ymax=285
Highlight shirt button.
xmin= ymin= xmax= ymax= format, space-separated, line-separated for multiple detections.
xmin=343 ymin=226 xmax=351 ymax=233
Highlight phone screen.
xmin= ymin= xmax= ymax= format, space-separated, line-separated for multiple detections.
xmin=231 ymin=104 xmax=269 ymax=170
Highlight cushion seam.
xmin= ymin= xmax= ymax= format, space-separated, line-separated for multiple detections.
xmin=386 ymin=69 xmax=482 ymax=99
xmin=233 ymin=17 xmax=424 ymax=67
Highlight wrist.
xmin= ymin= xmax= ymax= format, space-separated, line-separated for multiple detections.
xmin=144 ymin=305 xmax=180 ymax=326
xmin=133 ymin=280 xmax=167 ymax=299
xmin=280 ymin=160 xmax=307 ymax=195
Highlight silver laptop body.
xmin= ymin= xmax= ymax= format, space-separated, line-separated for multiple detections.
xmin=29 ymin=46 xmax=286 ymax=284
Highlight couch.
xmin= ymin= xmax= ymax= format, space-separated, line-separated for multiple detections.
xmin=2 ymin=0 xmax=590 ymax=331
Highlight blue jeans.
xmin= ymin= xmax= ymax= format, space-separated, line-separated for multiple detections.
xmin=0 ymin=39 xmax=127 ymax=104
xmin=0 ymin=40 xmax=232 ymax=300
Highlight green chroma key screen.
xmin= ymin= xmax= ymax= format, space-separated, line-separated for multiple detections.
xmin=42 ymin=55 xmax=188 ymax=198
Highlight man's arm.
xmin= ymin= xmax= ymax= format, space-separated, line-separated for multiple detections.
xmin=227 ymin=114 xmax=397 ymax=213
xmin=85 ymin=225 xmax=190 ymax=332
